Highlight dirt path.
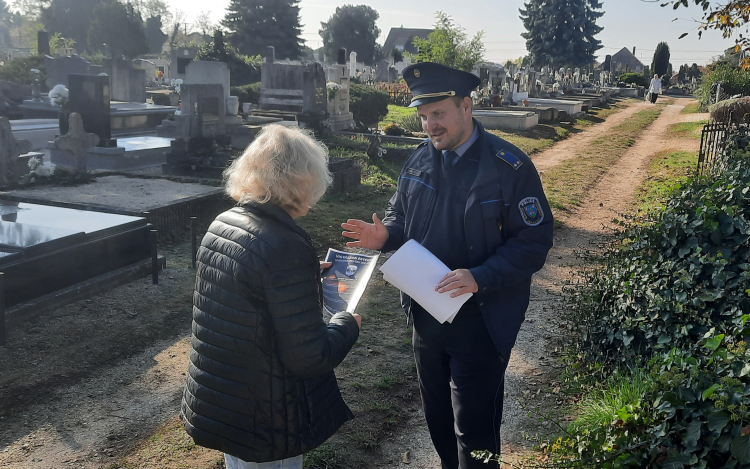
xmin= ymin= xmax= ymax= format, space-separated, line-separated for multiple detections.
xmin=0 ymin=98 xmax=707 ymax=469
xmin=394 ymin=97 xmax=704 ymax=468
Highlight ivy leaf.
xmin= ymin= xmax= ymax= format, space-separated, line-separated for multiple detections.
xmin=703 ymin=384 xmax=719 ymax=399
xmin=731 ymin=434 xmax=750 ymax=464
xmin=686 ymin=419 xmax=701 ymax=447
xmin=708 ymin=411 xmax=731 ymax=432
xmin=705 ymin=334 xmax=725 ymax=350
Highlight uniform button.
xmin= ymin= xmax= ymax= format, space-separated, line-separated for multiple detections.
xmin=480 ymin=302 xmax=484 ymax=306
xmin=483 ymin=287 xmax=487 ymax=291
xmin=469 ymin=246 xmax=473 ymax=250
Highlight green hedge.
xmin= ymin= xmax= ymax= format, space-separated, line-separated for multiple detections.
xmin=619 ymin=72 xmax=647 ymax=87
xmin=556 ymin=142 xmax=750 ymax=468
xmin=349 ymin=83 xmax=389 ymax=127
xmin=697 ymin=62 xmax=750 ymax=111
xmin=230 ymin=82 xmax=261 ymax=105
xmin=195 ymin=39 xmax=261 ymax=87
xmin=0 ymin=55 xmax=46 ymax=88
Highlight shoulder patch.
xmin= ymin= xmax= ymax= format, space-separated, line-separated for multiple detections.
xmin=496 ymin=149 xmax=523 ymax=170
xmin=518 ymin=197 xmax=544 ymax=226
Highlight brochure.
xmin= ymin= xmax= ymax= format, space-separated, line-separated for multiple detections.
xmin=379 ymin=239 xmax=473 ymax=323
xmin=321 ymin=248 xmax=380 ymax=315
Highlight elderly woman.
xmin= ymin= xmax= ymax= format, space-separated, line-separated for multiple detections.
xmin=649 ymin=74 xmax=662 ymax=104
xmin=181 ymin=125 xmax=361 ymax=469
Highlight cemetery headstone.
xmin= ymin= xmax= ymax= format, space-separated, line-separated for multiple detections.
xmin=376 ymin=60 xmax=390 ymax=82
xmin=44 ymin=55 xmax=90 ymax=89
xmin=104 ymin=57 xmax=146 ymax=103
xmin=259 ymin=46 xmax=327 ymax=117
xmin=38 ymin=30 xmax=50 ymax=56
xmin=54 ymin=113 xmax=100 ymax=173
xmin=349 ymin=51 xmax=357 ymax=78
xmin=0 ymin=117 xmax=32 ymax=185
xmin=68 ymin=74 xmax=116 ymax=147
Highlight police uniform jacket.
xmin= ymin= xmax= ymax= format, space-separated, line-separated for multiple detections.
xmin=382 ymin=120 xmax=553 ymax=360
xmin=181 ymin=202 xmax=360 ymax=462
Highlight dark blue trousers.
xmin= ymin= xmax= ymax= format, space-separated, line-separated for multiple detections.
xmin=412 ymin=302 xmax=507 ymax=469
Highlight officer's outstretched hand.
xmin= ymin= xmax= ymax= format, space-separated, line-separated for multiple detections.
xmin=436 ymin=269 xmax=479 ymax=298
xmin=341 ymin=213 xmax=389 ymax=250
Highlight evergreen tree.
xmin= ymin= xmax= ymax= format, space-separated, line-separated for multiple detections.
xmin=88 ymin=1 xmax=149 ymax=58
xmin=41 ymin=0 xmax=106 ymax=52
xmin=651 ymin=42 xmax=670 ymax=78
xmin=222 ymin=0 xmax=302 ymax=60
xmin=145 ymin=16 xmax=167 ymax=55
xmin=519 ymin=0 xmax=604 ymax=69
xmin=688 ymin=63 xmax=701 ymax=79
xmin=319 ymin=5 xmax=381 ymax=66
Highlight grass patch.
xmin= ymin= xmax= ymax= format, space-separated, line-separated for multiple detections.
xmin=488 ymin=125 xmax=571 ymax=156
xmin=542 ymin=106 xmax=663 ymax=213
xmin=633 ymin=150 xmax=698 ymax=214
xmin=378 ymin=104 xmax=417 ymax=129
xmin=305 ymin=444 xmax=347 ymax=468
xmin=666 ymin=120 xmax=707 ymax=139
xmin=681 ymin=101 xmax=701 ymax=114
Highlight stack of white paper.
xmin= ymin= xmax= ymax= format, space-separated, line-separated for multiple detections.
xmin=380 ymin=239 xmax=473 ymax=323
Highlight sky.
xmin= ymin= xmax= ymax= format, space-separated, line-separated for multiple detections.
xmin=165 ymin=0 xmax=741 ymax=67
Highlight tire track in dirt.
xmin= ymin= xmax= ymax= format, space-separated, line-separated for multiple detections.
xmin=393 ymin=97 xmax=702 ymax=468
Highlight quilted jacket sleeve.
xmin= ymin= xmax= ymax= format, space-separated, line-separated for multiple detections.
xmin=262 ymin=251 xmax=360 ymax=379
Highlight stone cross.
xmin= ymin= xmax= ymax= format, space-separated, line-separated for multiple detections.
xmin=54 ymin=112 xmax=99 ymax=173
xmin=0 ymin=117 xmax=32 ymax=186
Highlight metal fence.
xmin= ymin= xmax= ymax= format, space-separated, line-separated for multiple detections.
xmin=372 ymin=83 xmax=412 ymax=106
xmin=697 ymin=121 xmax=730 ymax=176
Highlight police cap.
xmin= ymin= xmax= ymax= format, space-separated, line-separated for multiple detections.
xmin=403 ymin=62 xmax=481 ymax=108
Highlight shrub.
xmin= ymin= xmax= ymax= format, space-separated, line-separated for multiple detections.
xmin=399 ymin=111 xmax=423 ymax=133
xmin=230 ymin=82 xmax=262 ymax=105
xmin=195 ymin=37 xmax=261 ymax=87
xmin=349 ymin=83 xmax=389 ymax=127
xmin=150 ymin=92 xmax=171 ymax=106
xmin=697 ymin=62 xmax=750 ymax=111
xmin=569 ymin=144 xmax=750 ymax=366
xmin=382 ymin=122 xmax=404 ymax=136
xmin=619 ymin=72 xmax=647 ymax=87
xmin=709 ymin=96 xmax=750 ymax=125
xmin=0 ymin=55 xmax=46 ymax=88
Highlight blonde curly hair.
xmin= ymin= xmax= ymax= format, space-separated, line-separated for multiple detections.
xmin=224 ymin=124 xmax=332 ymax=214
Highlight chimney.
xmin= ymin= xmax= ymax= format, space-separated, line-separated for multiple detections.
xmin=633 ymin=47 xmax=636 ymax=56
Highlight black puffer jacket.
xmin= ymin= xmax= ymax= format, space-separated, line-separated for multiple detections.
xmin=181 ymin=202 xmax=359 ymax=462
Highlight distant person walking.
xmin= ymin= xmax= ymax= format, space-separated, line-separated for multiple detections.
xmin=648 ymin=74 xmax=662 ymax=104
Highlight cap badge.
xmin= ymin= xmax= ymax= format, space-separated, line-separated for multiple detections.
xmin=413 ymin=69 xmax=420 ymax=78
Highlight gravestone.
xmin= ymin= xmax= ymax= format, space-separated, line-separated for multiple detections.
xmin=0 ymin=117 xmax=32 ymax=185
xmin=184 ymin=61 xmax=240 ymax=123
xmin=54 ymin=113 xmax=100 ymax=173
xmin=349 ymin=51 xmax=357 ymax=78
xmin=38 ymin=31 xmax=50 ymax=56
xmin=259 ymin=46 xmax=327 ymax=117
xmin=68 ymin=74 xmax=116 ymax=147
xmin=44 ymin=55 xmax=90 ymax=89
xmin=104 ymin=57 xmax=146 ymax=103
xmin=325 ymin=48 xmax=355 ymax=131
xmin=375 ymin=60 xmax=390 ymax=82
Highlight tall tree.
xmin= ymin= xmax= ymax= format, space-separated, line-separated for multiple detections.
xmin=651 ymin=42 xmax=670 ymax=78
xmin=41 ymin=0 xmax=104 ymax=53
xmin=194 ymin=10 xmax=216 ymax=37
xmin=519 ymin=0 xmax=603 ymax=69
xmin=88 ymin=1 xmax=149 ymax=58
xmin=145 ymin=15 xmax=166 ymax=55
xmin=688 ymin=63 xmax=701 ymax=79
xmin=319 ymin=5 xmax=381 ymax=66
xmin=222 ymin=0 xmax=302 ymax=60
xmin=412 ymin=11 xmax=484 ymax=72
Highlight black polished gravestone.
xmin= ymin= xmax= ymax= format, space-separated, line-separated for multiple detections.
xmin=0 ymin=201 xmax=151 ymax=308
xmin=68 ymin=74 xmax=117 ymax=148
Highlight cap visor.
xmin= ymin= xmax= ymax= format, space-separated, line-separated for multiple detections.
xmin=408 ymin=96 xmax=455 ymax=108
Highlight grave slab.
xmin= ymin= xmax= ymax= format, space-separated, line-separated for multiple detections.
xmin=472 ymin=110 xmax=539 ymax=131
xmin=49 ymin=135 xmax=173 ymax=170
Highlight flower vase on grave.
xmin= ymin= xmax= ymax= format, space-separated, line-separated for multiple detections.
xmin=58 ymin=110 xmax=69 ymax=135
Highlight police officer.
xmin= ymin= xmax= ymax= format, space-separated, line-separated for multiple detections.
xmin=342 ymin=62 xmax=553 ymax=469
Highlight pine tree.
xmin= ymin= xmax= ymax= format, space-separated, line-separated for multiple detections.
xmin=651 ymin=42 xmax=670 ymax=78
xmin=222 ymin=0 xmax=303 ymax=60
xmin=519 ymin=0 xmax=604 ymax=69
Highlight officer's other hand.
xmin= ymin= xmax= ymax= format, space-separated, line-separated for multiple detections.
xmin=436 ymin=269 xmax=478 ymax=298
xmin=351 ymin=313 xmax=362 ymax=328
xmin=341 ymin=213 xmax=389 ymax=250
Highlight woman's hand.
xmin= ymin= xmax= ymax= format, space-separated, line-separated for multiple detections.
xmin=319 ymin=261 xmax=332 ymax=274
xmin=351 ymin=313 xmax=362 ymax=328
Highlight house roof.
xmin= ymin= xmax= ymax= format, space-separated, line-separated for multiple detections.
xmin=382 ymin=27 xmax=433 ymax=55
xmin=611 ymin=47 xmax=644 ymax=71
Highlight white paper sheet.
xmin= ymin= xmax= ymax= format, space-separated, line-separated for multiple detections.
xmin=380 ymin=239 xmax=473 ymax=324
